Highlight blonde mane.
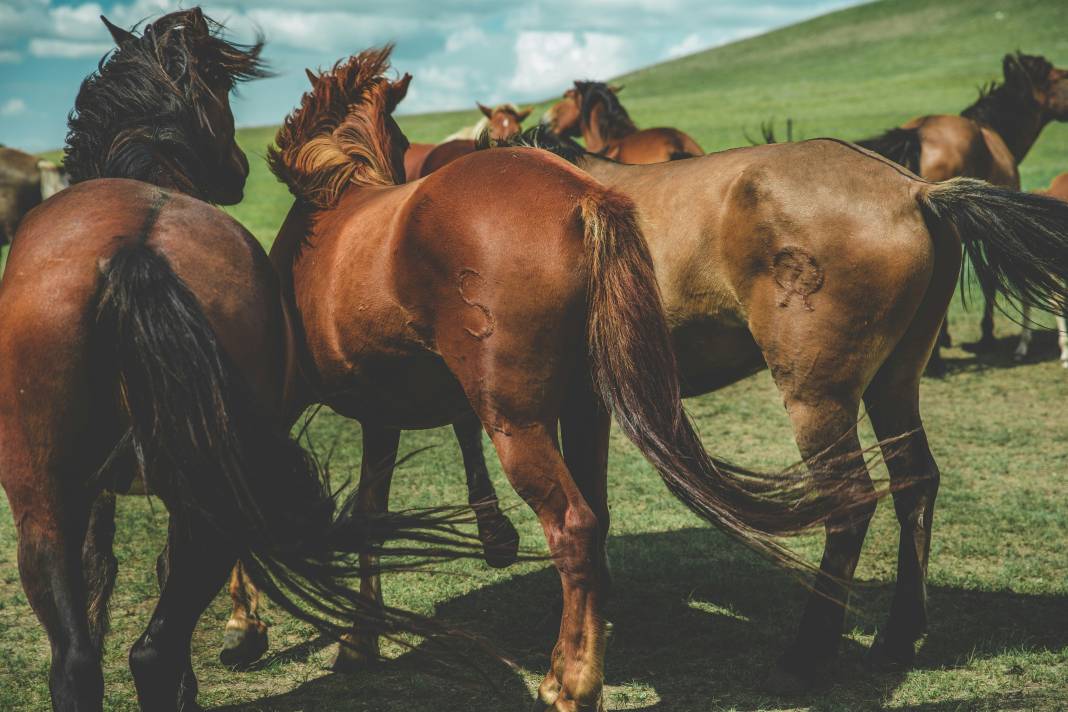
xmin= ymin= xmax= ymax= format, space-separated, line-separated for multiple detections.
xmin=269 ymin=46 xmax=407 ymax=209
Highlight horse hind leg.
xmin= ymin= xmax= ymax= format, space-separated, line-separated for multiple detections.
xmin=453 ymin=413 xmax=520 ymax=568
xmin=1058 ymin=313 xmax=1068 ymax=367
xmin=768 ymin=395 xmax=876 ymax=693
xmin=129 ymin=514 xmax=236 ymax=712
xmin=6 ymin=464 xmax=102 ymax=711
xmin=219 ymin=561 xmax=269 ymax=669
xmin=1014 ymin=304 xmax=1033 ymax=361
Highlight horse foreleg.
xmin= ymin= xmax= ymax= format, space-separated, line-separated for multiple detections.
xmin=453 ymin=414 xmax=520 ymax=568
xmin=978 ymin=285 xmax=997 ymax=351
xmin=219 ymin=561 xmax=268 ymax=668
xmin=332 ymin=423 xmax=400 ymax=672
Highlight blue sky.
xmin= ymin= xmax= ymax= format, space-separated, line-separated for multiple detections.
xmin=0 ymin=0 xmax=858 ymax=152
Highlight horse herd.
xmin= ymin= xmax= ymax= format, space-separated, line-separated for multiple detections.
xmin=2 ymin=9 xmax=1068 ymax=712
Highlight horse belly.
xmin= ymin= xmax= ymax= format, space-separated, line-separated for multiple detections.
xmin=671 ymin=316 xmax=766 ymax=397
xmin=321 ymin=351 xmax=472 ymax=429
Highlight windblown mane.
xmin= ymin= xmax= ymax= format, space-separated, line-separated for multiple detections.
xmin=478 ymin=125 xmax=588 ymax=165
xmin=574 ymin=81 xmax=637 ymax=141
xmin=269 ymin=46 xmax=404 ymax=209
xmin=63 ymin=9 xmax=266 ymax=197
xmin=961 ymin=52 xmax=1052 ymax=129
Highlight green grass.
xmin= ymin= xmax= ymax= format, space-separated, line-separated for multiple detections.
xmin=3 ymin=0 xmax=1068 ymax=709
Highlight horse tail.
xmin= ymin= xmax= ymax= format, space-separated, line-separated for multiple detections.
xmin=97 ymin=241 xmax=488 ymax=649
xmin=580 ymin=190 xmax=884 ymax=572
xmin=918 ymin=178 xmax=1068 ymax=313
xmin=857 ymin=127 xmax=922 ymax=174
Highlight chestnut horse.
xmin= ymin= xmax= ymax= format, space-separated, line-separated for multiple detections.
xmin=260 ymin=47 xmax=890 ymax=710
xmin=474 ymin=125 xmax=1068 ymax=692
xmin=0 ymin=147 xmax=67 ymax=246
xmin=1016 ymin=172 xmax=1068 ymax=367
xmin=541 ymin=81 xmax=704 ymax=162
xmin=858 ymin=52 xmax=1068 ymax=370
xmin=406 ymin=102 xmax=533 ymax=179
xmin=0 ymin=13 xmax=484 ymax=711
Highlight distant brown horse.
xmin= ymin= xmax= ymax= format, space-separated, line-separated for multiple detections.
xmin=858 ymin=52 xmax=1068 ymax=370
xmin=258 ymin=47 xmax=892 ymax=711
xmin=406 ymin=102 xmax=533 ymax=179
xmin=541 ymin=81 xmax=703 ymax=162
xmin=0 ymin=13 xmax=485 ymax=711
xmin=0 ymin=147 xmax=66 ymax=246
xmin=473 ymin=125 xmax=1068 ymax=693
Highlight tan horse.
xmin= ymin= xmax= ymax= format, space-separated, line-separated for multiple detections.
xmin=241 ymin=47 xmax=897 ymax=711
xmin=541 ymin=81 xmax=703 ymax=163
xmin=857 ymin=52 xmax=1068 ymax=370
xmin=471 ymin=126 xmax=1068 ymax=693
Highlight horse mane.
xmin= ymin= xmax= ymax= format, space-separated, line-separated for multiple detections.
xmin=476 ymin=125 xmax=590 ymax=166
xmin=961 ymin=52 xmax=1053 ymax=129
xmin=63 ymin=9 xmax=266 ymax=198
xmin=269 ymin=46 xmax=405 ymax=209
xmin=574 ymin=81 xmax=637 ymax=141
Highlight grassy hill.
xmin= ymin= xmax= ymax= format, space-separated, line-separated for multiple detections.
xmin=3 ymin=1 xmax=1068 ymax=710
xmin=226 ymin=0 xmax=1068 ymax=246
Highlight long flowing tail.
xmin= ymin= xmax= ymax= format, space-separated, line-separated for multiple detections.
xmin=581 ymin=191 xmax=886 ymax=571
xmin=97 ymin=242 xmax=492 ymax=651
xmin=918 ymin=178 xmax=1068 ymax=313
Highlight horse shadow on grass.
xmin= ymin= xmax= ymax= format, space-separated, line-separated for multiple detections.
xmin=214 ymin=527 xmax=1068 ymax=712
xmin=941 ymin=331 xmax=1064 ymax=374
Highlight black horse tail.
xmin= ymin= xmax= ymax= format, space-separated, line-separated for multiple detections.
xmin=919 ymin=178 xmax=1068 ymax=314
xmin=97 ymin=241 xmax=492 ymax=652
xmin=581 ymin=189 xmax=889 ymax=575
xmin=857 ymin=127 xmax=922 ymax=174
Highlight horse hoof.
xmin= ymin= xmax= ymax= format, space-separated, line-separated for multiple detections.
xmin=480 ymin=516 xmax=520 ymax=569
xmin=219 ymin=621 xmax=268 ymax=669
xmin=866 ymin=633 xmax=915 ymax=671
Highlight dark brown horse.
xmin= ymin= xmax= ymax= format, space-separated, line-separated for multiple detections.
xmin=470 ymin=125 xmax=1068 ymax=693
xmin=0 ymin=13 xmax=484 ymax=711
xmin=858 ymin=52 xmax=1068 ymax=369
xmin=541 ymin=81 xmax=704 ymax=163
xmin=260 ymin=47 xmax=890 ymax=710
xmin=0 ymin=147 xmax=66 ymax=246
xmin=406 ymin=102 xmax=533 ymax=180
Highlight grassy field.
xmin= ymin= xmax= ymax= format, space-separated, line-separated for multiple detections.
xmin=3 ymin=0 xmax=1068 ymax=710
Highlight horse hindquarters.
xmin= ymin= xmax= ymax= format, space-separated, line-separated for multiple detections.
xmin=0 ymin=277 xmax=109 ymax=710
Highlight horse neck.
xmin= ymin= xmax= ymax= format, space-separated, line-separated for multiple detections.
xmin=582 ymin=103 xmax=635 ymax=153
xmin=961 ymin=87 xmax=1050 ymax=164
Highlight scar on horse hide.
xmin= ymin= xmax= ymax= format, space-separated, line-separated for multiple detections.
xmin=772 ymin=246 xmax=824 ymax=311
xmin=457 ymin=269 xmax=496 ymax=339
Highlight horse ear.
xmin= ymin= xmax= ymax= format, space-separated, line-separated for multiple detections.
xmin=477 ymin=102 xmax=493 ymax=118
xmin=608 ymin=84 xmax=624 ymax=94
xmin=305 ymin=68 xmax=318 ymax=85
xmin=516 ymin=106 xmax=533 ymax=121
xmin=1003 ymin=53 xmax=1025 ymax=83
xmin=389 ymin=73 xmax=412 ymax=109
xmin=100 ymin=15 xmax=136 ymax=46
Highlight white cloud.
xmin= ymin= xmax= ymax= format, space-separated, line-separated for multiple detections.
xmin=509 ymin=31 xmax=628 ymax=95
xmin=244 ymin=8 xmax=418 ymax=52
xmin=665 ymin=33 xmax=705 ymax=59
xmin=0 ymin=98 xmax=28 ymax=116
xmin=0 ymin=50 xmax=22 ymax=62
xmin=29 ymin=37 xmax=112 ymax=58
